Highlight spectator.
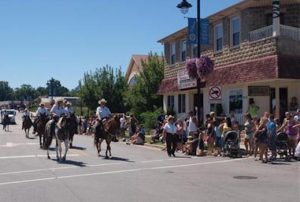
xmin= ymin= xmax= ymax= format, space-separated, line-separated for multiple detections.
xmin=267 ymin=114 xmax=277 ymax=161
xmin=163 ymin=115 xmax=177 ymax=157
xmin=255 ymin=117 xmax=269 ymax=163
xmin=131 ymin=124 xmax=145 ymax=145
xmin=244 ymin=113 xmax=255 ymax=156
xmin=289 ymin=96 xmax=298 ymax=112
xmin=247 ymin=98 xmax=260 ymax=119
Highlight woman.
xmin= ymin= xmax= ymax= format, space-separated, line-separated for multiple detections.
xmin=277 ymin=112 xmax=298 ymax=157
xmin=163 ymin=115 xmax=177 ymax=157
xmin=244 ymin=113 xmax=255 ymax=156
xmin=176 ymin=120 xmax=187 ymax=151
xmin=255 ymin=117 xmax=269 ymax=163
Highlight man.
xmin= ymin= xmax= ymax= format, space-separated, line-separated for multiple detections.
xmin=49 ymin=99 xmax=65 ymax=135
xmin=64 ymin=102 xmax=75 ymax=116
xmin=96 ymin=98 xmax=112 ymax=121
xmin=33 ymin=103 xmax=49 ymax=134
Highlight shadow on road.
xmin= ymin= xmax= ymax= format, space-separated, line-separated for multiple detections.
xmin=70 ymin=146 xmax=86 ymax=150
xmin=101 ymin=156 xmax=134 ymax=162
xmin=52 ymin=159 xmax=87 ymax=167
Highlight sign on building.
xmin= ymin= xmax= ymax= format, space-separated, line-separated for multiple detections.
xmin=177 ymin=69 xmax=197 ymax=90
xmin=209 ymin=86 xmax=222 ymax=100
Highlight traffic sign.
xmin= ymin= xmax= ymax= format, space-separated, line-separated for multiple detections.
xmin=209 ymin=86 xmax=222 ymax=100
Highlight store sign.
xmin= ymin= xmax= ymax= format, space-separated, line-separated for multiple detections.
xmin=177 ymin=69 xmax=197 ymax=90
xmin=248 ymin=86 xmax=270 ymax=96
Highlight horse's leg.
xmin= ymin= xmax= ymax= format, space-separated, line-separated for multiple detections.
xmin=39 ymin=133 xmax=42 ymax=148
xmin=69 ymin=133 xmax=74 ymax=148
xmin=106 ymin=139 xmax=112 ymax=158
xmin=62 ymin=139 xmax=69 ymax=161
xmin=98 ymin=139 xmax=103 ymax=156
xmin=56 ymin=139 xmax=62 ymax=162
xmin=47 ymin=148 xmax=51 ymax=159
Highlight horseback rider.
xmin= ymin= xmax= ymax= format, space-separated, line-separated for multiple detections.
xmin=64 ymin=101 xmax=75 ymax=116
xmin=96 ymin=98 xmax=112 ymax=121
xmin=22 ymin=108 xmax=31 ymax=129
xmin=49 ymin=99 xmax=66 ymax=135
xmin=33 ymin=103 xmax=49 ymax=134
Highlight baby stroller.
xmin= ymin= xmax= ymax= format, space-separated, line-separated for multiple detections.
xmin=223 ymin=131 xmax=241 ymax=158
xmin=276 ymin=132 xmax=289 ymax=160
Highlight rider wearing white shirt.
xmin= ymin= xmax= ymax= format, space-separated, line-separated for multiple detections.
xmin=33 ymin=103 xmax=49 ymax=134
xmin=96 ymin=99 xmax=112 ymax=121
xmin=50 ymin=99 xmax=66 ymax=118
xmin=64 ymin=102 xmax=75 ymax=116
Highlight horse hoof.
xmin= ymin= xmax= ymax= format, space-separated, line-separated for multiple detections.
xmin=47 ymin=156 xmax=50 ymax=159
xmin=105 ymin=156 xmax=109 ymax=159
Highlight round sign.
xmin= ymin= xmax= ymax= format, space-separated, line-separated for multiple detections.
xmin=209 ymin=86 xmax=221 ymax=100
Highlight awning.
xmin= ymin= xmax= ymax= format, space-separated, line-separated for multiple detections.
xmin=157 ymin=78 xmax=179 ymax=95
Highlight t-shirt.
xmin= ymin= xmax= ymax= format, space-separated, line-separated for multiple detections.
xmin=164 ymin=122 xmax=176 ymax=134
xmin=267 ymin=121 xmax=276 ymax=137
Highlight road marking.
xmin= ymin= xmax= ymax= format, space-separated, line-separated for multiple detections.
xmin=0 ymin=142 xmax=38 ymax=147
xmin=0 ymin=158 xmax=247 ymax=186
xmin=0 ymin=154 xmax=80 ymax=160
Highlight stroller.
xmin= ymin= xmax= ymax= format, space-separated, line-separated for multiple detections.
xmin=223 ymin=131 xmax=241 ymax=158
xmin=275 ymin=132 xmax=289 ymax=160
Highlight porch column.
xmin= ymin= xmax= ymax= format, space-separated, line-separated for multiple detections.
xmin=275 ymin=87 xmax=280 ymax=118
xmin=272 ymin=0 xmax=280 ymax=36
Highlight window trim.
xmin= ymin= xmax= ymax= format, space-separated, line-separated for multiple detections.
xmin=170 ymin=42 xmax=176 ymax=65
xmin=214 ymin=23 xmax=223 ymax=52
xmin=180 ymin=39 xmax=187 ymax=62
xmin=230 ymin=16 xmax=241 ymax=48
xmin=167 ymin=95 xmax=175 ymax=109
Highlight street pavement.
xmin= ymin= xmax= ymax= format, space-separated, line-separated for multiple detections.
xmin=0 ymin=112 xmax=299 ymax=202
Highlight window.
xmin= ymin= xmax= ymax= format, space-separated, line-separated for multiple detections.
xmin=180 ymin=40 xmax=186 ymax=61
xmin=178 ymin=94 xmax=186 ymax=113
xmin=192 ymin=44 xmax=198 ymax=58
xmin=231 ymin=17 xmax=240 ymax=47
xmin=215 ymin=23 xmax=223 ymax=52
xmin=170 ymin=42 xmax=176 ymax=64
xmin=229 ymin=89 xmax=243 ymax=114
xmin=167 ymin=96 xmax=175 ymax=110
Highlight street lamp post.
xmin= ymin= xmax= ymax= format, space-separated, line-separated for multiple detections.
xmin=177 ymin=0 xmax=202 ymax=125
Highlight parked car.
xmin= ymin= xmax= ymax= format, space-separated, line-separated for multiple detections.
xmin=1 ymin=109 xmax=17 ymax=124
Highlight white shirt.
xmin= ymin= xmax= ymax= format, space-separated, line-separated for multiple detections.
xmin=23 ymin=111 xmax=30 ymax=117
xmin=50 ymin=104 xmax=65 ymax=117
xmin=36 ymin=107 xmax=49 ymax=116
xmin=163 ymin=122 xmax=176 ymax=134
xmin=188 ymin=117 xmax=197 ymax=133
xmin=64 ymin=107 xmax=74 ymax=116
xmin=120 ymin=116 xmax=126 ymax=128
xmin=96 ymin=106 xmax=111 ymax=119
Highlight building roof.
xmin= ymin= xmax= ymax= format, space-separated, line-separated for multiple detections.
xmin=125 ymin=54 xmax=148 ymax=82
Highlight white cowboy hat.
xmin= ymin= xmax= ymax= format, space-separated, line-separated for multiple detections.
xmin=56 ymin=98 xmax=64 ymax=103
xmin=167 ymin=115 xmax=175 ymax=121
xmin=98 ymin=98 xmax=107 ymax=104
xmin=66 ymin=102 xmax=72 ymax=106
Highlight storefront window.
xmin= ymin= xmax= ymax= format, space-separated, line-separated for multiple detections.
xmin=229 ymin=89 xmax=243 ymax=114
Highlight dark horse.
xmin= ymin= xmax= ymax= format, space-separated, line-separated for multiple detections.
xmin=36 ymin=114 xmax=49 ymax=149
xmin=23 ymin=116 xmax=33 ymax=138
xmin=2 ymin=114 xmax=10 ymax=131
xmin=94 ymin=114 xmax=122 ymax=159
xmin=44 ymin=116 xmax=71 ymax=162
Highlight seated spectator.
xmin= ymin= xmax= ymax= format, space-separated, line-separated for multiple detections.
xmin=131 ymin=124 xmax=145 ymax=145
xmin=176 ymin=119 xmax=187 ymax=151
xmin=151 ymin=122 xmax=164 ymax=143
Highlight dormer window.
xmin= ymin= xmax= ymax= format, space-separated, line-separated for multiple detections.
xmin=170 ymin=42 xmax=176 ymax=64
xmin=181 ymin=40 xmax=187 ymax=61
xmin=231 ymin=16 xmax=240 ymax=47
xmin=215 ymin=23 xmax=223 ymax=52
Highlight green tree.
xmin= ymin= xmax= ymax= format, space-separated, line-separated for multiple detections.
xmin=36 ymin=86 xmax=48 ymax=97
xmin=14 ymin=84 xmax=37 ymax=101
xmin=124 ymin=53 xmax=164 ymax=117
xmin=79 ymin=66 xmax=128 ymax=113
xmin=0 ymin=81 xmax=14 ymax=101
xmin=46 ymin=78 xmax=70 ymax=96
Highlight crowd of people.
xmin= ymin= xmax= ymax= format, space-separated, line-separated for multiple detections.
xmin=153 ymin=108 xmax=300 ymax=163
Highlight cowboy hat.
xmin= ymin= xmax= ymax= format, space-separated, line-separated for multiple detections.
xmin=98 ymin=98 xmax=107 ymax=104
xmin=167 ymin=115 xmax=175 ymax=121
xmin=66 ymin=102 xmax=72 ymax=106
xmin=39 ymin=103 xmax=45 ymax=107
xmin=56 ymin=98 xmax=64 ymax=103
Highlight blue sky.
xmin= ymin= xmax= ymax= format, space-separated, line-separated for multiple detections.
xmin=0 ymin=0 xmax=241 ymax=90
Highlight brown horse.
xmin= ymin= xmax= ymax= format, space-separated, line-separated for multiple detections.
xmin=36 ymin=114 xmax=49 ymax=148
xmin=23 ymin=116 xmax=33 ymax=138
xmin=94 ymin=114 xmax=122 ymax=158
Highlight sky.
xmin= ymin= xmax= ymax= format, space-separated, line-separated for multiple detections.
xmin=0 ymin=0 xmax=241 ymax=90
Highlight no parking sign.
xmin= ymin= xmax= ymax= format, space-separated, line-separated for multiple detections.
xmin=209 ymin=86 xmax=222 ymax=100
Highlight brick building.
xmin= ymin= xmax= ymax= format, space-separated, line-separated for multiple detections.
xmin=158 ymin=0 xmax=300 ymax=122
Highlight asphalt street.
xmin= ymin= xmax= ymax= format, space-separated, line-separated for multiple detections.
xmin=0 ymin=113 xmax=299 ymax=202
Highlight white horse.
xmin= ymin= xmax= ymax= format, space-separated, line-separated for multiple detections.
xmin=45 ymin=116 xmax=70 ymax=162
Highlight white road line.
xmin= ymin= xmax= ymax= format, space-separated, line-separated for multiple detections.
xmin=0 ymin=154 xmax=80 ymax=160
xmin=0 ymin=158 xmax=247 ymax=186
xmin=0 ymin=142 xmax=39 ymax=147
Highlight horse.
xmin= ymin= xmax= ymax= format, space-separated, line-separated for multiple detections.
xmin=68 ymin=114 xmax=78 ymax=148
xmin=35 ymin=114 xmax=49 ymax=148
xmin=23 ymin=116 xmax=33 ymax=138
xmin=44 ymin=116 xmax=71 ymax=162
xmin=94 ymin=114 xmax=122 ymax=158
xmin=2 ymin=114 xmax=10 ymax=131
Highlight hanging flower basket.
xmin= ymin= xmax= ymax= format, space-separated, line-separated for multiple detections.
xmin=186 ymin=56 xmax=214 ymax=79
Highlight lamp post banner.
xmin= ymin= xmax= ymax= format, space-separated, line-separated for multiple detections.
xmin=187 ymin=18 xmax=209 ymax=45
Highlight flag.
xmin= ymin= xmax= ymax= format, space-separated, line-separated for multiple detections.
xmin=188 ymin=18 xmax=209 ymax=45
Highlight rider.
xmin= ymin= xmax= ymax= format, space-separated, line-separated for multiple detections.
xmin=49 ymin=99 xmax=66 ymax=135
xmin=22 ymin=108 xmax=31 ymax=130
xmin=64 ymin=101 xmax=75 ymax=116
xmin=96 ymin=98 xmax=112 ymax=121
xmin=33 ymin=103 xmax=49 ymax=134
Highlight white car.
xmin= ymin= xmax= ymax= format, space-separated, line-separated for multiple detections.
xmin=1 ymin=109 xmax=17 ymax=124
